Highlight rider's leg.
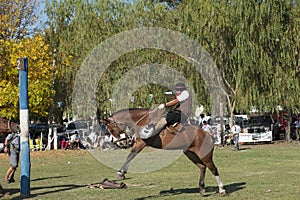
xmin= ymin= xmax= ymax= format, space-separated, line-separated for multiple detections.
xmin=143 ymin=117 xmax=167 ymax=136
xmin=154 ymin=117 xmax=167 ymax=132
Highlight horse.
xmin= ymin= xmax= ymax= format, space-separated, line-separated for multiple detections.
xmin=0 ymin=117 xmax=20 ymax=151
xmin=0 ymin=117 xmax=19 ymax=134
xmin=103 ymin=108 xmax=226 ymax=196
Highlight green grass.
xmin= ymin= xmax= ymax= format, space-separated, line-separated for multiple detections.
xmin=1 ymin=142 xmax=300 ymax=199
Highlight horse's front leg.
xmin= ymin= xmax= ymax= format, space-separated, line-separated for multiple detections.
xmin=117 ymin=138 xmax=146 ymax=180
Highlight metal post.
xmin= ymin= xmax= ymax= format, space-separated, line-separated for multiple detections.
xmin=220 ymin=103 xmax=224 ymax=145
xmin=18 ymin=58 xmax=30 ymax=197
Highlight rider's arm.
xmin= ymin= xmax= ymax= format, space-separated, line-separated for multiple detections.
xmin=165 ymin=90 xmax=189 ymax=107
xmin=165 ymin=98 xmax=179 ymax=107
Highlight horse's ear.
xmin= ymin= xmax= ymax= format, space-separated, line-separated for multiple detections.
xmin=107 ymin=117 xmax=114 ymax=122
xmin=101 ymin=117 xmax=113 ymax=124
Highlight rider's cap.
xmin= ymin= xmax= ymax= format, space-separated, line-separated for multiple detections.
xmin=174 ymin=82 xmax=186 ymax=90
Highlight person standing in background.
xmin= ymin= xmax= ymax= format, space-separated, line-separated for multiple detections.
xmin=3 ymin=131 xmax=20 ymax=183
xmin=231 ymin=122 xmax=241 ymax=151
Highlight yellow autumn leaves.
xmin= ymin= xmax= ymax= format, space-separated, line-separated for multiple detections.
xmin=0 ymin=35 xmax=55 ymax=120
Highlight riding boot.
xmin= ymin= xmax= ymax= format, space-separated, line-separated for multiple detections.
xmin=141 ymin=118 xmax=167 ymax=139
xmin=153 ymin=117 xmax=167 ymax=134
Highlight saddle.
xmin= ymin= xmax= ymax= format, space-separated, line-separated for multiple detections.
xmin=86 ymin=178 xmax=127 ymax=189
xmin=164 ymin=122 xmax=184 ymax=135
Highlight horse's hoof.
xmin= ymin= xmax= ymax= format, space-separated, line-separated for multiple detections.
xmin=116 ymin=172 xmax=125 ymax=180
xmin=199 ymin=188 xmax=205 ymax=196
xmin=219 ymin=189 xmax=226 ymax=196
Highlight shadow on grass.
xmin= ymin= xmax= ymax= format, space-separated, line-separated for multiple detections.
xmin=8 ymin=184 xmax=85 ymax=200
xmin=31 ymin=175 xmax=70 ymax=182
xmin=135 ymin=182 xmax=246 ymax=199
xmin=239 ymin=147 xmax=251 ymax=151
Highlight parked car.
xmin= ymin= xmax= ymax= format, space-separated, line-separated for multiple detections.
xmin=243 ymin=115 xmax=276 ymax=140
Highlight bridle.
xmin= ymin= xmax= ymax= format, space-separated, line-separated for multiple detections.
xmin=0 ymin=119 xmax=18 ymax=133
xmin=106 ymin=108 xmax=161 ymax=138
xmin=105 ymin=118 xmax=133 ymax=147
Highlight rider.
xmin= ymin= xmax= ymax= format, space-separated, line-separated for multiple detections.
xmin=145 ymin=82 xmax=192 ymax=135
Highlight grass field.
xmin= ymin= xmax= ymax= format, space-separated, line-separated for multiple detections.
xmin=0 ymin=142 xmax=300 ymax=200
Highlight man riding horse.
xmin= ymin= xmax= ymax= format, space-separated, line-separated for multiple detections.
xmin=142 ymin=82 xmax=192 ymax=138
xmin=103 ymin=82 xmax=226 ymax=195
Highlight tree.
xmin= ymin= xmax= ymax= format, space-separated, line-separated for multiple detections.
xmin=167 ymin=0 xmax=299 ymax=128
xmin=44 ymin=0 xmax=299 ymax=129
xmin=0 ymin=0 xmax=39 ymax=40
xmin=0 ymin=35 xmax=55 ymax=121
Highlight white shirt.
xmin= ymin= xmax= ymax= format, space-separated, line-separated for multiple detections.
xmin=70 ymin=134 xmax=79 ymax=142
xmin=231 ymin=125 xmax=241 ymax=134
xmin=104 ymin=134 xmax=113 ymax=142
xmin=202 ymin=123 xmax=212 ymax=132
xmin=176 ymin=90 xmax=189 ymax=102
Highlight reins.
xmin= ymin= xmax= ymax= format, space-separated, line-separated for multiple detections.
xmin=134 ymin=108 xmax=158 ymax=126
xmin=106 ymin=108 xmax=159 ymax=143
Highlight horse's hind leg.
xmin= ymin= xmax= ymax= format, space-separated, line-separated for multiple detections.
xmin=184 ymin=150 xmax=207 ymax=196
xmin=203 ymin=158 xmax=226 ymax=195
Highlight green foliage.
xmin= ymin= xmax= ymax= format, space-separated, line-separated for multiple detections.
xmin=0 ymin=35 xmax=55 ymax=120
xmin=42 ymin=0 xmax=299 ymax=122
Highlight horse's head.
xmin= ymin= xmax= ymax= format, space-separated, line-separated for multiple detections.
xmin=0 ymin=117 xmax=20 ymax=133
xmin=103 ymin=117 xmax=124 ymax=138
xmin=102 ymin=117 xmax=133 ymax=148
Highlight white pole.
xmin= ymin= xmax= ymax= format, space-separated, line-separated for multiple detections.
xmin=47 ymin=127 xmax=52 ymax=150
xmin=53 ymin=127 xmax=57 ymax=150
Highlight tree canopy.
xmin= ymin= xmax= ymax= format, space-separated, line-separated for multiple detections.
xmin=1 ymin=0 xmax=299 ymax=127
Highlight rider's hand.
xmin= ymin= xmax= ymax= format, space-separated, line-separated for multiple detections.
xmin=158 ymin=104 xmax=165 ymax=109
xmin=4 ymin=147 xmax=8 ymax=153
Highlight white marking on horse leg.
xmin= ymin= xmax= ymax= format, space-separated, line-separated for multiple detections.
xmin=215 ymin=176 xmax=226 ymax=193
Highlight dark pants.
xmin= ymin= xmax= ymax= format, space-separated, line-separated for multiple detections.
xmin=166 ymin=110 xmax=188 ymax=125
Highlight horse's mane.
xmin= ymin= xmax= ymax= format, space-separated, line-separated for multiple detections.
xmin=111 ymin=108 xmax=151 ymax=116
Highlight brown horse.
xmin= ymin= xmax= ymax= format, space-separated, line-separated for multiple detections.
xmin=103 ymin=108 xmax=226 ymax=196
xmin=0 ymin=117 xmax=19 ymax=134
xmin=0 ymin=117 xmax=20 ymax=149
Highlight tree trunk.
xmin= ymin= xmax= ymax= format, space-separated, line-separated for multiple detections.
xmin=285 ymin=112 xmax=292 ymax=142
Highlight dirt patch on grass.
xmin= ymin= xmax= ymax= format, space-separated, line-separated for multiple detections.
xmin=0 ymin=149 xmax=89 ymax=160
